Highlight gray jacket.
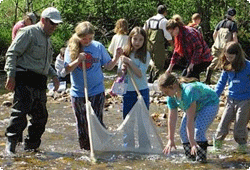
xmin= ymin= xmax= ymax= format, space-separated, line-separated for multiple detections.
xmin=4 ymin=22 xmax=57 ymax=78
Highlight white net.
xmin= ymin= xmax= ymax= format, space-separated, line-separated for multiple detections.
xmin=86 ymin=95 xmax=164 ymax=156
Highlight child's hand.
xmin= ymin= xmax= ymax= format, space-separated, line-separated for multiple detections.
xmin=163 ymin=140 xmax=176 ymax=154
xmin=116 ymin=47 xmax=123 ymax=58
xmin=190 ymin=144 xmax=198 ymax=155
xmin=187 ymin=63 xmax=194 ymax=74
xmin=77 ymin=52 xmax=87 ymax=63
xmin=121 ymin=63 xmax=127 ymax=73
xmin=121 ymin=55 xmax=131 ymax=65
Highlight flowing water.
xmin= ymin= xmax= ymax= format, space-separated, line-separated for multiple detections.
xmin=0 ymin=73 xmax=250 ymax=169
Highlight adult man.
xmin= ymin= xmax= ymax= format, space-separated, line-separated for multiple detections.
xmin=4 ymin=7 xmax=62 ymax=155
xmin=143 ymin=4 xmax=173 ymax=83
xmin=204 ymin=8 xmax=237 ymax=84
xmin=12 ymin=12 xmax=37 ymax=40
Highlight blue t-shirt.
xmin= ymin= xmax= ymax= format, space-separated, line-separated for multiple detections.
xmin=167 ymin=82 xmax=219 ymax=112
xmin=64 ymin=40 xmax=111 ymax=97
xmin=118 ymin=51 xmax=151 ymax=91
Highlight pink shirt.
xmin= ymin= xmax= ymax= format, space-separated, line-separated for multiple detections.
xmin=12 ymin=20 xmax=25 ymax=40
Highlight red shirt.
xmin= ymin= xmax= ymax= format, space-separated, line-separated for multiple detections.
xmin=12 ymin=20 xmax=25 ymax=40
xmin=171 ymin=26 xmax=212 ymax=65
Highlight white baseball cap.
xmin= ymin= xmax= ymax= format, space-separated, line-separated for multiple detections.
xmin=41 ymin=7 xmax=63 ymax=24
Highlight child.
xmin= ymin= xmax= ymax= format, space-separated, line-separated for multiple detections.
xmin=117 ymin=27 xmax=151 ymax=148
xmin=64 ymin=21 xmax=122 ymax=150
xmin=213 ymin=42 xmax=250 ymax=153
xmin=158 ymin=73 xmax=219 ymax=162
xmin=108 ymin=18 xmax=129 ymax=58
xmin=165 ymin=15 xmax=212 ymax=81
xmin=187 ymin=13 xmax=203 ymax=36
xmin=12 ymin=12 xmax=37 ymax=40
xmin=55 ymin=47 xmax=70 ymax=83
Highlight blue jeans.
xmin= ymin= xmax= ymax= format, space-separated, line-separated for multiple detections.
xmin=123 ymin=88 xmax=149 ymax=119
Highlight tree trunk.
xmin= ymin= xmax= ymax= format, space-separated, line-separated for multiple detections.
xmin=14 ymin=0 xmax=18 ymax=26
xmin=195 ymin=0 xmax=212 ymax=46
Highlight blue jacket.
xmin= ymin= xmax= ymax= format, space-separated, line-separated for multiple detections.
xmin=215 ymin=60 xmax=250 ymax=100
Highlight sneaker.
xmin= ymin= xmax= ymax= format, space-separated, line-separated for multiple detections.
xmin=213 ymin=139 xmax=223 ymax=150
xmin=237 ymin=144 xmax=247 ymax=154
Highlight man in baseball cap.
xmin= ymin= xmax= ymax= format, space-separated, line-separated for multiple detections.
xmin=40 ymin=7 xmax=63 ymax=36
xmin=204 ymin=7 xmax=238 ymax=84
xmin=227 ymin=8 xmax=236 ymax=17
xmin=4 ymin=6 xmax=62 ymax=156
xmin=41 ymin=7 xmax=63 ymax=24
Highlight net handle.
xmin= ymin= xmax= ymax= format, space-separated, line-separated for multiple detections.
xmin=127 ymin=67 xmax=141 ymax=96
xmin=82 ymin=60 xmax=95 ymax=160
xmin=82 ymin=60 xmax=89 ymax=102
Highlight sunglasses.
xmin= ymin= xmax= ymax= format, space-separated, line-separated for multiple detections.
xmin=47 ymin=18 xmax=58 ymax=26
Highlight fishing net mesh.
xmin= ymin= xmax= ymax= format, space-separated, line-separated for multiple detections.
xmin=87 ymin=95 xmax=164 ymax=155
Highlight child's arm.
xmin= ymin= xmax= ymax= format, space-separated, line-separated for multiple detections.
xmin=104 ymin=47 xmax=123 ymax=70
xmin=122 ymin=56 xmax=142 ymax=78
xmin=163 ymin=108 xmax=178 ymax=154
xmin=215 ymin=71 xmax=228 ymax=97
xmin=186 ymin=102 xmax=197 ymax=146
xmin=65 ymin=52 xmax=86 ymax=73
xmin=186 ymin=101 xmax=199 ymax=155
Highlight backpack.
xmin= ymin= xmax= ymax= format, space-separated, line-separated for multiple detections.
xmin=213 ymin=20 xmax=233 ymax=50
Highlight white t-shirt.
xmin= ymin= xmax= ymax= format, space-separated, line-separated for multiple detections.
xmin=144 ymin=14 xmax=172 ymax=41
xmin=55 ymin=54 xmax=66 ymax=77
xmin=108 ymin=34 xmax=129 ymax=57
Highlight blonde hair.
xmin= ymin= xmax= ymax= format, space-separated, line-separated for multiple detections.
xmin=123 ymin=27 xmax=147 ymax=63
xmin=166 ymin=14 xmax=185 ymax=30
xmin=192 ymin=13 xmax=201 ymax=21
xmin=68 ymin=21 xmax=95 ymax=61
xmin=114 ymin=18 xmax=128 ymax=35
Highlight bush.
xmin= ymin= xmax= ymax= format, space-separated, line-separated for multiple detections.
xmin=0 ymin=23 xmax=12 ymax=56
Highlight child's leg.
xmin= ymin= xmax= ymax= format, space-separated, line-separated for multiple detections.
xmin=234 ymin=99 xmax=250 ymax=145
xmin=123 ymin=91 xmax=137 ymax=119
xmin=71 ymin=97 xmax=90 ymax=150
xmin=195 ymin=105 xmax=218 ymax=142
xmin=123 ymin=91 xmax=137 ymax=148
xmin=71 ymin=92 xmax=105 ymax=150
xmin=194 ymin=104 xmax=218 ymax=162
xmin=180 ymin=113 xmax=188 ymax=143
xmin=89 ymin=92 xmax=105 ymax=126
xmin=180 ymin=114 xmax=198 ymax=160
xmin=215 ymin=99 xmax=235 ymax=141
xmin=123 ymin=89 xmax=150 ymax=149
xmin=138 ymin=89 xmax=151 ymax=149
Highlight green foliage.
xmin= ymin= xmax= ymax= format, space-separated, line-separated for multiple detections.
xmin=0 ymin=0 xmax=250 ymax=59
xmin=50 ymin=22 xmax=74 ymax=57
xmin=0 ymin=23 xmax=11 ymax=56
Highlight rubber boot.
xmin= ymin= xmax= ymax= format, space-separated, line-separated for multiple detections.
xmin=196 ymin=141 xmax=208 ymax=163
xmin=5 ymin=137 xmax=18 ymax=156
xmin=24 ymin=138 xmax=41 ymax=152
xmin=183 ymin=143 xmax=196 ymax=161
xmin=204 ymin=69 xmax=213 ymax=85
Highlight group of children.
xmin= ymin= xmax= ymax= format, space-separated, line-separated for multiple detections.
xmin=56 ymin=15 xmax=250 ymax=163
